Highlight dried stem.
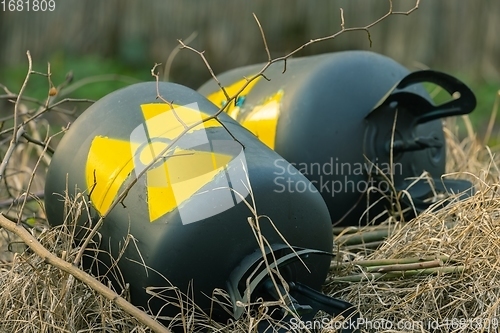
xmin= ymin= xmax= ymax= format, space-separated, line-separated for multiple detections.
xmin=0 ymin=2 xmax=423 ymax=330
xmin=163 ymin=31 xmax=198 ymax=82
xmin=0 ymin=190 xmax=44 ymax=208
xmin=329 ymin=266 xmax=464 ymax=283
xmin=0 ymin=51 xmax=33 ymax=181
xmin=0 ymin=126 xmax=25 ymax=181
xmin=365 ymin=258 xmax=443 ymax=273
xmin=176 ymin=0 xmax=420 ymax=145
xmin=332 ymin=255 xmax=453 ymax=269
xmin=253 ymin=13 xmax=271 ymax=62
xmin=0 ymin=214 xmax=171 ymax=333
xmin=13 ymin=51 xmax=33 ymax=143
xmin=76 ymin=0 xmax=421 ymax=295
xmin=16 ymin=135 xmax=55 ymax=224
xmin=484 ymin=90 xmax=500 ymax=145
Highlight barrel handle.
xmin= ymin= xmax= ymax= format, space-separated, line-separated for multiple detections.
xmin=380 ymin=70 xmax=476 ymax=124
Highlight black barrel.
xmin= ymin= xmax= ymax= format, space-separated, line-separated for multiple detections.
xmin=44 ymin=82 xmax=356 ymax=330
xmin=198 ymin=51 xmax=476 ymax=226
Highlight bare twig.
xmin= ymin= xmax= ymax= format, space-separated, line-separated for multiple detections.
xmin=329 ymin=266 xmax=464 ymax=283
xmin=0 ymin=190 xmax=44 ymax=208
xmin=43 ymin=61 xmax=55 ymax=108
xmin=56 ymin=74 xmax=140 ymax=98
xmin=137 ymin=1 xmax=422 ymax=198
xmin=163 ymin=31 xmax=198 ymax=82
xmin=179 ymin=0 xmax=420 ymax=135
xmin=0 ymin=214 xmax=171 ymax=333
xmin=0 ymin=3 xmax=422 ymax=330
xmin=0 ymin=126 xmax=25 ymax=181
xmin=332 ymin=255 xmax=453 ymax=268
xmin=151 ymin=63 xmax=187 ymax=129
xmin=0 ymin=95 xmax=92 ymax=123
xmin=253 ymin=13 xmax=271 ymax=62
xmin=178 ymin=40 xmax=231 ymax=103
xmin=16 ymin=134 xmax=55 ymax=224
xmin=335 ymin=227 xmax=395 ymax=246
xmin=0 ymin=51 xmax=33 ymax=181
xmin=484 ymin=90 xmax=500 ymax=145
xmin=74 ymin=0 xmax=422 ymax=299
xmin=13 ymin=51 xmax=33 ymax=143
xmin=365 ymin=258 xmax=443 ymax=273
xmin=21 ymin=132 xmax=55 ymax=155
xmin=0 ymin=98 xmax=92 ymax=138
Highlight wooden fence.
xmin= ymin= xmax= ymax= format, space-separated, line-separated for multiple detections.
xmin=0 ymin=0 xmax=499 ymax=88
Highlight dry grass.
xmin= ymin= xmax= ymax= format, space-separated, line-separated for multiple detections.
xmin=324 ymin=116 xmax=500 ymax=332
xmin=0 ymin=207 xmax=154 ymax=332
xmin=0 ymin=5 xmax=431 ymax=331
xmin=327 ymin=192 xmax=500 ymax=332
xmin=1 ymin=91 xmax=500 ymax=332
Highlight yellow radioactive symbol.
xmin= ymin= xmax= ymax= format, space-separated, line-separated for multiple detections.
xmin=85 ymin=103 xmax=233 ymax=222
xmin=206 ymin=77 xmax=283 ymax=150
xmin=240 ymin=90 xmax=283 ymax=149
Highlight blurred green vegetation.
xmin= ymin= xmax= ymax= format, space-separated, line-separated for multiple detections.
xmin=462 ymin=80 xmax=499 ymax=131
xmin=425 ymin=77 xmax=500 ymax=143
xmin=0 ymin=54 xmax=148 ymax=102
xmin=1 ymin=54 xmax=499 ymax=145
